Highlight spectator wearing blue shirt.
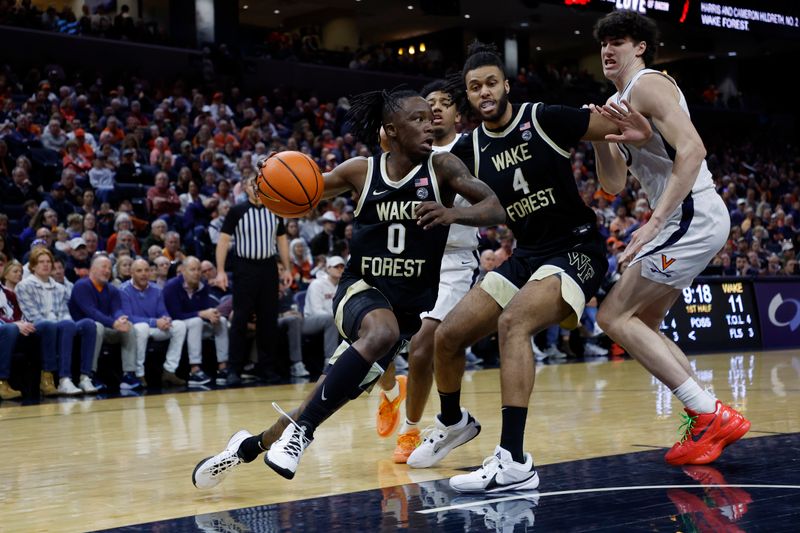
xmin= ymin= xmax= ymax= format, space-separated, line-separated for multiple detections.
xmin=120 ymin=259 xmax=187 ymax=387
xmin=163 ymin=256 xmax=229 ymax=387
xmin=68 ymin=255 xmax=139 ymax=390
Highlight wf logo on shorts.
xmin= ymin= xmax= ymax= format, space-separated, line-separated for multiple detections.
xmin=568 ymin=252 xmax=594 ymax=283
xmin=768 ymin=293 xmax=800 ymax=332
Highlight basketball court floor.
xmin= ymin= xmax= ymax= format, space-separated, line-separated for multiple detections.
xmin=2 ymin=350 xmax=799 ymax=532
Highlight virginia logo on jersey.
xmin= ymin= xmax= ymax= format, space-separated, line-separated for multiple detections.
xmin=661 ymin=254 xmax=676 ymax=270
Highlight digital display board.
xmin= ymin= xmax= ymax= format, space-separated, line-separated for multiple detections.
xmin=660 ymin=278 xmax=762 ymax=353
xmin=562 ymin=1 xmax=800 ymax=37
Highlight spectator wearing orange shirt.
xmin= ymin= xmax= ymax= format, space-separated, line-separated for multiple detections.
xmin=212 ymin=120 xmax=240 ymax=150
xmin=101 ymin=116 xmax=125 ymax=144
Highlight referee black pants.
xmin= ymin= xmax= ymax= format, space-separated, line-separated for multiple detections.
xmin=229 ymin=256 xmax=279 ymax=375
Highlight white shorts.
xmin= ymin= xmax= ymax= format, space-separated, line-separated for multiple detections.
xmin=631 ymin=189 xmax=729 ymax=289
xmin=420 ymin=249 xmax=478 ymax=321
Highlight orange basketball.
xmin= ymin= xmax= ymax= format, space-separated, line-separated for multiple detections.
xmin=255 ymin=151 xmax=324 ymax=217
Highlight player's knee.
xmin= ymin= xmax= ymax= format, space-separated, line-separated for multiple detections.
xmin=434 ymin=322 xmax=462 ymax=357
xmin=497 ymin=307 xmax=537 ymax=338
xmin=596 ymin=307 xmax=618 ymax=335
xmin=361 ymin=326 xmax=399 ymax=359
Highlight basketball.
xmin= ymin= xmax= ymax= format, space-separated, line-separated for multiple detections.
xmin=255 ymin=151 xmax=324 ymax=217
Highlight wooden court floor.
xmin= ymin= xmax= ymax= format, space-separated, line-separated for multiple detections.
xmin=1 ymin=350 xmax=799 ymax=531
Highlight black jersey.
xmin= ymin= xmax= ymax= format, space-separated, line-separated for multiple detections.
xmin=349 ymin=152 xmax=450 ymax=313
xmin=452 ymin=103 xmax=598 ymax=256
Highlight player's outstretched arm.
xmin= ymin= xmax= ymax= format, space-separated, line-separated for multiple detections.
xmin=583 ymin=99 xmax=651 ymax=146
xmin=585 ymin=102 xmax=629 ymax=195
xmin=321 ymin=157 xmax=369 ymax=199
xmin=415 ymin=152 xmax=505 ymax=230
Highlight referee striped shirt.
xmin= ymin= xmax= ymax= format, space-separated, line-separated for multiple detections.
xmin=221 ymin=201 xmax=286 ymax=260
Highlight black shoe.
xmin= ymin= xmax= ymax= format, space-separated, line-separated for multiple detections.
xmin=226 ymin=370 xmax=242 ymax=387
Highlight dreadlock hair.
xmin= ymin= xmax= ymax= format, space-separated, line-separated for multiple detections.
xmin=461 ymin=39 xmax=505 ymax=81
xmin=345 ymin=87 xmax=420 ymax=147
xmin=593 ymin=10 xmax=659 ymax=66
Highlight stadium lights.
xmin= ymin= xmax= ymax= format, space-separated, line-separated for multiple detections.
xmin=521 ymin=22 xmax=529 ymax=27
xmin=464 ymin=14 xmax=471 ymax=18
xmin=407 ymin=5 xmax=413 ymax=9
xmin=419 ymin=43 xmax=426 ymax=52
xmin=398 ymin=48 xmax=403 ymax=55
xmin=409 ymin=46 xmax=415 ymax=55
xmin=273 ymin=9 xmax=280 ymax=14
xmin=242 ymin=4 xmax=248 ymax=9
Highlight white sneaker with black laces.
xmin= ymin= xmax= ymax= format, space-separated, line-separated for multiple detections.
xmin=407 ymin=408 xmax=481 ymax=468
xmin=192 ymin=430 xmax=253 ymax=489
xmin=264 ymin=402 xmax=311 ymax=480
xmin=449 ymin=445 xmax=540 ymax=493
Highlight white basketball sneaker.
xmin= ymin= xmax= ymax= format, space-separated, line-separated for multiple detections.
xmin=192 ymin=430 xmax=253 ymax=489
xmin=264 ymin=402 xmax=311 ymax=480
xmin=449 ymin=445 xmax=540 ymax=493
xmin=407 ymin=408 xmax=481 ymax=468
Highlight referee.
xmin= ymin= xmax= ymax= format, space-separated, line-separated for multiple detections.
xmin=215 ymin=175 xmax=291 ymax=385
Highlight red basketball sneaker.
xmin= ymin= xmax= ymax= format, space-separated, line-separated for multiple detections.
xmin=664 ymin=401 xmax=750 ymax=466
xmin=668 ymin=489 xmax=746 ymax=533
xmin=682 ymin=466 xmax=752 ymax=522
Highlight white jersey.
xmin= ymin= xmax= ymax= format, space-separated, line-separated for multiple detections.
xmin=433 ymin=133 xmax=480 ymax=252
xmin=613 ymin=69 xmax=715 ymax=210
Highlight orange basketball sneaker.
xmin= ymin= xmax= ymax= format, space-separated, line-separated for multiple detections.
xmin=393 ymin=427 xmax=421 ymax=463
xmin=377 ymin=375 xmax=407 ymax=437
xmin=664 ymin=401 xmax=750 ymax=466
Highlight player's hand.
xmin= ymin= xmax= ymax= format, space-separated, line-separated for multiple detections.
xmin=599 ymin=99 xmax=652 ymax=146
xmin=156 ymin=317 xmax=171 ymax=331
xmin=415 ymin=202 xmax=455 ymax=229
xmin=257 ymin=151 xmax=278 ymax=169
xmin=582 ymin=103 xmax=603 ymax=115
xmin=618 ymin=218 xmax=663 ymax=264
xmin=215 ymin=270 xmax=228 ymax=291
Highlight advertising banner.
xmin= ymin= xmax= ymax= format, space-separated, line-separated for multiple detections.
xmin=753 ymin=281 xmax=800 ymax=349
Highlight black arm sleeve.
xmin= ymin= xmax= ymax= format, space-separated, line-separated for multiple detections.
xmin=535 ymin=104 xmax=591 ymax=153
xmin=450 ymin=133 xmax=475 ymax=174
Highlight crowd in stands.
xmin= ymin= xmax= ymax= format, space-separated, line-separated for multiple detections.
xmin=0 ymin=1 xmax=165 ymax=44
xmin=0 ymin=48 xmax=797 ymax=401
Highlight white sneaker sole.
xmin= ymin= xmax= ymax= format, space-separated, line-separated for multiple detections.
xmin=450 ymin=470 xmax=540 ymax=494
xmin=264 ymin=450 xmax=297 ymax=480
xmin=192 ymin=430 xmax=251 ymax=489
xmin=407 ymin=420 xmax=481 ymax=469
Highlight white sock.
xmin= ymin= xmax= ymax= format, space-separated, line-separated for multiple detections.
xmin=384 ymin=381 xmax=400 ymax=402
xmin=399 ymin=419 xmax=418 ymax=435
xmin=673 ymin=377 xmax=717 ymax=413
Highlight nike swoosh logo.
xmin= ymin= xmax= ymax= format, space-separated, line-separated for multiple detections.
xmin=691 ymin=413 xmax=715 ymax=442
xmin=461 ymin=261 xmax=472 ymax=265
xmin=372 ymin=189 xmax=388 ymax=196
xmin=321 ymin=385 xmax=328 ymax=401
xmin=480 ymin=143 xmax=491 ymax=152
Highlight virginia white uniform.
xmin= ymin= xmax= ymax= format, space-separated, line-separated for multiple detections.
xmin=614 ymin=69 xmax=729 ymax=289
xmin=420 ymin=134 xmax=480 ymax=321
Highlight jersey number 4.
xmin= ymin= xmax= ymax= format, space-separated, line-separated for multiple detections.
xmin=387 ymin=223 xmax=406 ymax=254
xmin=513 ymin=168 xmax=531 ymax=195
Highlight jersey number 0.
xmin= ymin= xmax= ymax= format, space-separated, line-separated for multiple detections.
xmin=387 ymin=223 xmax=406 ymax=254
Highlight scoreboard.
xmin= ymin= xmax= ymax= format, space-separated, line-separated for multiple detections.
xmin=660 ymin=278 xmax=761 ymax=353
